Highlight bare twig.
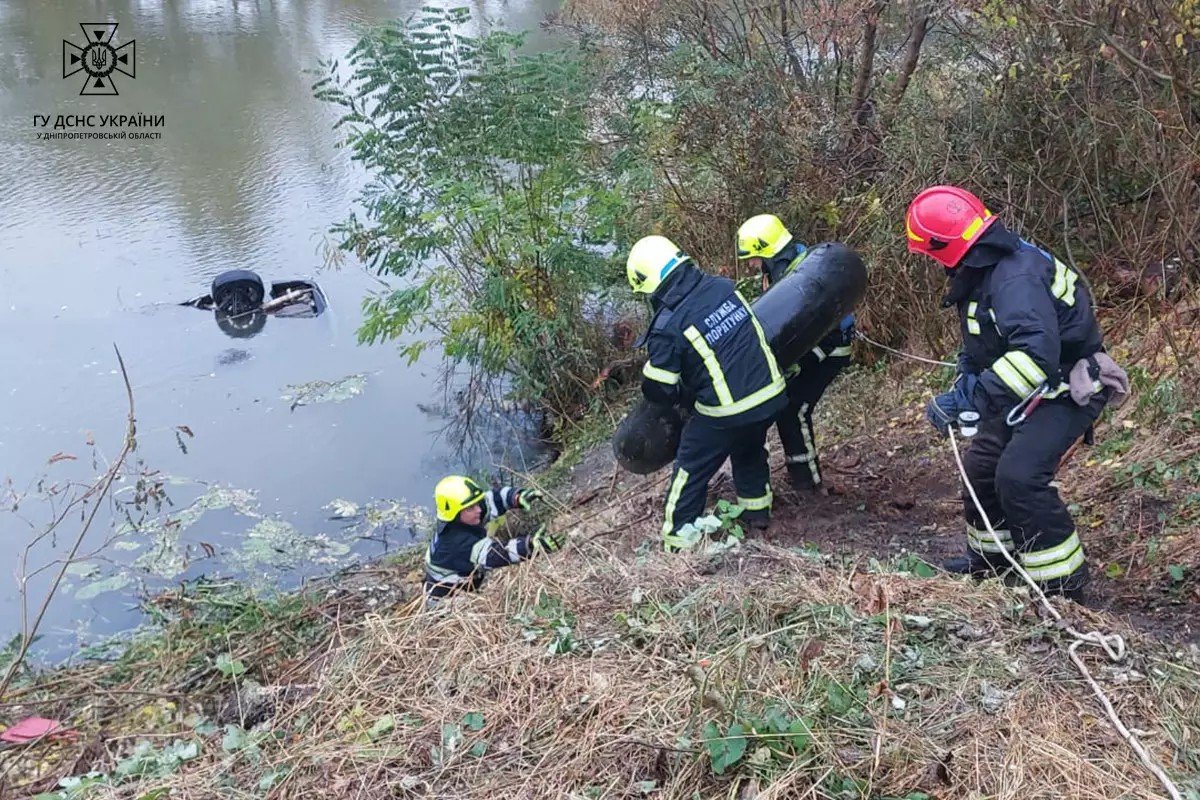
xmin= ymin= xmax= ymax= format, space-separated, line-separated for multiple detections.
xmin=0 ymin=345 xmax=137 ymax=700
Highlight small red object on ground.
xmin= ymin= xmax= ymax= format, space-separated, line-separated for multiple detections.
xmin=0 ymin=717 xmax=71 ymax=743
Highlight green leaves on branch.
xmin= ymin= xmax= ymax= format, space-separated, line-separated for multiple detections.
xmin=318 ymin=8 xmax=629 ymax=415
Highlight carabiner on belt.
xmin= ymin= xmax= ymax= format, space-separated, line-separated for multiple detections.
xmin=1006 ymin=383 xmax=1048 ymax=427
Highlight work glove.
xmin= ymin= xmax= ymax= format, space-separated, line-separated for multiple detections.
xmin=530 ymin=525 xmax=566 ymax=554
xmin=925 ymin=374 xmax=978 ymax=437
xmin=514 ymin=488 xmax=543 ymax=510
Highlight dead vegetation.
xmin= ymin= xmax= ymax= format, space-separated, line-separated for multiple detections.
xmin=4 ymin=462 xmax=1198 ymax=798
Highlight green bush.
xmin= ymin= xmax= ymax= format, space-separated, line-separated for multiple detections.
xmin=317 ymin=8 xmax=631 ymax=422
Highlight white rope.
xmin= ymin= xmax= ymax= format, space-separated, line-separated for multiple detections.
xmin=853 ymin=330 xmax=956 ymax=368
xmin=948 ymin=428 xmax=1183 ymax=800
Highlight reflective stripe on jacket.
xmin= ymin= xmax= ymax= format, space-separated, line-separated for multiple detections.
xmin=950 ymin=223 xmax=1103 ymax=418
xmin=424 ymin=487 xmax=533 ymax=591
xmin=639 ymin=262 xmax=787 ymax=427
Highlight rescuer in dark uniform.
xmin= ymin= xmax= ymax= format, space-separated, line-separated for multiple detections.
xmin=736 ymin=214 xmax=855 ymax=492
xmin=628 ymin=235 xmax=788 ymax=551
xmin=906 ymin=185 xmax=1115 ymax=599
xmin=424 ymin=476 xmax=564 ymax=601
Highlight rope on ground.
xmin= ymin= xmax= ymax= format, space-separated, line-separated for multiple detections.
xmin=948 ymin=427 xmax=1183 ymax=800
xmin=854 ymin=329 xmax=956 ymax=368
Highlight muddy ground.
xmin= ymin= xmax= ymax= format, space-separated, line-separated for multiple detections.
xmin=559 ymin=403 xmax=1199 ymax=644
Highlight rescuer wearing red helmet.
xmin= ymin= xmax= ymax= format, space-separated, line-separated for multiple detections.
xmin=906 ymin=185 xmax=1115 ymax=601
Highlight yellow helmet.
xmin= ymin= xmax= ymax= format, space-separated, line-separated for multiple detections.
xmin=626 ymin=235 xmax=688 ymax=294
xmin=434 ymin=475 xmax=486 ymax=522
xmin=736 ymin=214 xmax=793 ymax=260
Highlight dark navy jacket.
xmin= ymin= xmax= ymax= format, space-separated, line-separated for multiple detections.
xmin=424 ymin=487 xmax=534 ymax=595
xmin=945 ymin=223 xmax=1104 ymax=418
xmin=639 ymin=262 xmax=787 ymax=428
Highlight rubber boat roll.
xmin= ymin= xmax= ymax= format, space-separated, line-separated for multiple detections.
xmin=613 ymin=242 xmax=868 ymax=474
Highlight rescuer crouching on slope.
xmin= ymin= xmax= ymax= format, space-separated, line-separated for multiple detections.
xmin=906 ymin=185 xmax=1127 ymax=601
xmin=736 ymin=214 xmax=855 ymax=493
xmin=424 ymin=476 xmax=564 ymax=603
xmin=628 ymin=235 xmax=788 ymax=551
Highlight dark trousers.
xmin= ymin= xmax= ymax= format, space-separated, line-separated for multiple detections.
xmin=777 ymin=354 xmax=849 ymax=489
xmin=960 ymin=395 xmax=1105 ymax=592
xmin=661 ymin=415 xmax=774 ymax=549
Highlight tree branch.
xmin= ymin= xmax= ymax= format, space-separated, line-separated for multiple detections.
xmin=889 ymin=3 xmax=931 ymax=107
xmin=0 ymin=345 xmax=137 ymax=700
xmin=850 ymin=0 xmax=888 ymax=127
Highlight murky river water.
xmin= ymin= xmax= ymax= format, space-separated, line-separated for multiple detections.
xmin=0 ymin=0 xmax=558 ymax=660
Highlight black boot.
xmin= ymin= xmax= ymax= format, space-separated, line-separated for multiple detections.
xmin=741 ymin=509 xmax=770 ymax=533
xmin=787 ymin=465 xmax=820 ymax=493
xmin=942 ymin=553 xmax=1000 ymax=578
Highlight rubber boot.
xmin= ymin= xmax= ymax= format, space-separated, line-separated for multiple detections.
xmin=787 ymin=465 xmax=820 ymax=493
xmin=741 ymin=509 xmax=770 ymax=533
xmin=1048 ymin=561 xmax=1091 ymax=606
xmin=942 ymin=552 xmax=1000 ymax=579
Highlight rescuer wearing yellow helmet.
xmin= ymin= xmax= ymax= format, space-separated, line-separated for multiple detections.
xmin=423 ymin=475 xmax=564 ymax=601
xmin=628 ymin=234 xmax=787 ymax=550
xmin=736 ymin=213 xmax=856 ymax=492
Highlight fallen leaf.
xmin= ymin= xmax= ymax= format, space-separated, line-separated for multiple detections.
xmin=48 ymin=452 xmax=77 ymax=464
xmin=852 ymin=575 xmax=888 ymax=614
xmin=798 ymin=639 xmax=824 ymax=672
xmin=0 ymin=717 xmax=72 ymax=743
xmin=176 ymin=425 xmax=194 ymax=438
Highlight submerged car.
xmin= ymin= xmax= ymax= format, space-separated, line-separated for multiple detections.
xmin=183 ymin=270 xmax=329 ymax=338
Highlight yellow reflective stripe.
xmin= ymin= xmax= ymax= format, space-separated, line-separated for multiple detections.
xmin=738 ymin=292 xmax=783 ymax=382
xmin=737 ymin=489 xmax=773 ymax=511
xmin=1022 ymin=545 xmax=1086 ymax=581
xmin=694 ymin=377 xmax=785 ymax=418
xmin=967 ymin=302 xmax=981 ymax=335
xmin=961 ymin=216 xmax=985 ymax=240
xmin=1043 ymin=382 xmax=1070 ymax=399
xmin=1022 ymin=532 xmax=1082 ymax=567
xmin=798 ymin=402 xmax=821 ymax=484
xmin=642 ymin=362 xmax=680 ymax=385
xmin=967 ymin=525 xmax=1012 ymax=543
xmin=661 ymin=467 xmax=690 ymax=538
xmin=683 ymin=326 xmax=734 ymax=406
xmin=1003 ymin=350 xmax=1047 ymax=386
xmin=992 ymin=358 xmax=1035 ymax=397
xmin=905 ymin=217 xmax=925 ymax=242
xmin=469 ymin=537 xmax=494 ymax=567
xmin=1051 ymin=259 xmax=1078 ymax=307
xmin=967 ymin=525 xmax=1012 ymax=554
xmin=425 ymin=552 xmax=461 ymax=581
xmin=830 ymin=345 xmax=852 ymax=357
xmin=812 ymin=346 xmax=827 ymax=361
xmin=784 ymin=253 xmax=807 ymax=277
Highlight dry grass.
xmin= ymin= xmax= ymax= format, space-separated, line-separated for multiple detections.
xmin=20 ymin=485 xmax=1196 ymax=799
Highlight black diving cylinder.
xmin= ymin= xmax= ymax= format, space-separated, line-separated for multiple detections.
xmin=612 ymin=242 xmax=868 ymax=474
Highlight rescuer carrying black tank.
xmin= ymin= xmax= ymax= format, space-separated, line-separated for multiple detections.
xmin=628 ymin=235 xmax=788 ymax=551
xmin=736 ymin=214 xmax=855 ymax=492
xmin=906 ymin=185 xmax=1128 ymax=601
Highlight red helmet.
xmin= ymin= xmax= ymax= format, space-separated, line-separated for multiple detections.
xmin=905 ymin=185 xmax=998 ymax=268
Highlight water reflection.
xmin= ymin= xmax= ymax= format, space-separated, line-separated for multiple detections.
xmin=0 ymin=0 xmax=561 ymax=660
